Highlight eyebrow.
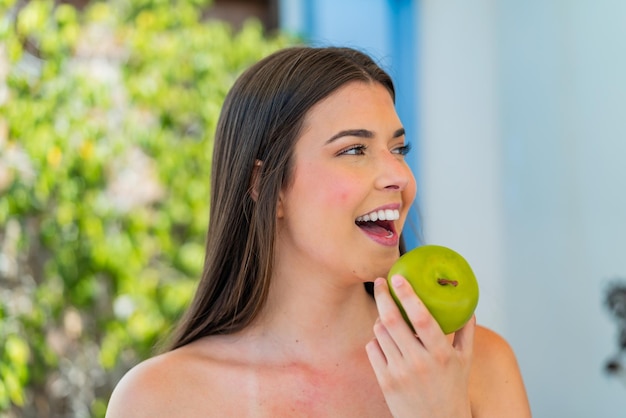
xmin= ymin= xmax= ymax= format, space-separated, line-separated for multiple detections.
xmin=325 ymin=127 xmax=405 ymax=144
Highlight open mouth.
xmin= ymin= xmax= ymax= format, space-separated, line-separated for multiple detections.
xmin=355 ymin=209 xmax=399 ymax=239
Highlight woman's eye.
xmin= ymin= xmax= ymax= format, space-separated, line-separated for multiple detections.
xmin=392 ymin=142 xmax=412 ymax=156
xmin=339 ymin=145 xmax=367 ymax=156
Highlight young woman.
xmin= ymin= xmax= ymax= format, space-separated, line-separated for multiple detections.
xmin=106 ymin=46 xmax=531 ymax=417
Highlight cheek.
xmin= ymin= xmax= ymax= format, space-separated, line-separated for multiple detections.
xmin=300 ymin=163 xmax=357 ymax=205
xmin=317 ymin=174 xmax=358 ymax=207
xmin=405 ymin=174 xmax=418 ymax=203
xmin=325 ymin=183 xmax=353 ymax=205
xmin=398 ymin=170 xmax=417 ymax=220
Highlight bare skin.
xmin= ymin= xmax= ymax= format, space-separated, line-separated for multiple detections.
xmin=106 ymin=82 xmax=531 ymax=417
xmin=105 ymin=283 xmax=530 ymax=417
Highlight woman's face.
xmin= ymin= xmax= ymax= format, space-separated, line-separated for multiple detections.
xmin=276 ymin=81 xmax=417 ymax=281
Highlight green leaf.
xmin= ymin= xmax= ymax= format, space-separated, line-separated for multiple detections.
xmin=1 ymin=0 xmax=298 ymax=415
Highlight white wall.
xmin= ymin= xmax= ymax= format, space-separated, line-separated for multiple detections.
xmin=419 ymin=1 xmax=626 ymax=417
xmin=419 ymin=0 xmax=506 ymax=333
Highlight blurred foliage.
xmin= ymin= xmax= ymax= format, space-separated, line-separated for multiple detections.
xmin=0 ymin=0 xmax=296 ymax=416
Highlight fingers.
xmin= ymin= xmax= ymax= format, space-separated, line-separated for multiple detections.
xmin=370 ymin=317 xmax=403 ymax=364
xmin=372 ymin=277 xmax=424 ymax=355
xmin=372 ymin=274 xmax=477 ymax=360
xmin=365 ymin=337 xmax=385 ymax=367
xmin=378 ymin=275 xmax=450 ymax=353
xmin=453 ymin=314 xmax=476 ymax=359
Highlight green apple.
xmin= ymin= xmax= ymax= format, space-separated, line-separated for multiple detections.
xmin=387 ymin=244 xmax=479 ymax=334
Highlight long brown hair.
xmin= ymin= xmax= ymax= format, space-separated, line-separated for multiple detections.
xmin=167 ymin=46 xmax=396 ymax=350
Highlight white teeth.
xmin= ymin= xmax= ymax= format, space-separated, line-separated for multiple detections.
xmin=356 ymin=209 xmax=400 ymax=222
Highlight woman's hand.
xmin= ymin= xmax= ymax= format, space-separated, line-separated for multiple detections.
xmin=366 ymin=275 xmax=476 ymax=418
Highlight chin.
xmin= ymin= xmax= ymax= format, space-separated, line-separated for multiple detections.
xmin=369 ymin=258 xmax=399 ymax=280
xmin=348 ymin=242 xmax=401 ymax=280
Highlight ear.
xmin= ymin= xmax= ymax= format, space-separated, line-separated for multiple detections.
xmin=249 ymin=159 xmax=263 ymax=201
xmin=277 ymin=190 xmax=284 ymax=219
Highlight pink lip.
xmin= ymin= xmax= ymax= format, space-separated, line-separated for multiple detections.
xmin=356 ymin=203 xmax=402 ymax=247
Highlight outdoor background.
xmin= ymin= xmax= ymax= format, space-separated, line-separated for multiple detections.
xmin=0 ymin=0 xmax=295 ymax=416
xmin=2 ymin=0 xmax=626 ymax=417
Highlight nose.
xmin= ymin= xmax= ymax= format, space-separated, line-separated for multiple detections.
xmin=374 ymin=150 xmax=415 ymax=192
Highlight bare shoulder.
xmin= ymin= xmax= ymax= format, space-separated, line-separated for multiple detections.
xmin=473 ymin=325 xmax=518 ymax=366
xmin=105 ymin=342 xmax=223 ymax=418
xmin=469 ymin=325 xmax=532 ymax=417
xmin=105 ymin=352 xmax=177 ymax=418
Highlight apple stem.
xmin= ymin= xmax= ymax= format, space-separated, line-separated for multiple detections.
xmin=437 ymin=278 xmax=459 ymax=287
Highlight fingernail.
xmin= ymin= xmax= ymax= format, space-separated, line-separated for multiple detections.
xmin=391 ymin=274 xmax=403 ymax=288
xmin=374 ymin=277 xmax=385 ymax=287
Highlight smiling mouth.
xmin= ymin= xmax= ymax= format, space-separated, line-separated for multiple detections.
xmin=355 ymin=209 xmax=399 ymax=238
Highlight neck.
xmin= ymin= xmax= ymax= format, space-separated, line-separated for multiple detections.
xmin=243 ymin=266 xmax=378 ymax=364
